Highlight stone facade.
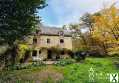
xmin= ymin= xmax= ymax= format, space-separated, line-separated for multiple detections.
xmin=27 ymin=26 xmax=72 ymax=61
xmin=33 ymin=35 xmax=72 ymax=50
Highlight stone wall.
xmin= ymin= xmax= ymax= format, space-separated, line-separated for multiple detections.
xmin=37 ymin=35 xmax=72 ymax=50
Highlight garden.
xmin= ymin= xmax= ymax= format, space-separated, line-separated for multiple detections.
xmin=0 ymin=57 xmax=119 ymax=83
xmin=0 ymin=1 xmax=119 ymax=83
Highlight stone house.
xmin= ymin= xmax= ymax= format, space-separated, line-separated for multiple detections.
xmin=27 ymin=26 xmax=73 ymax=61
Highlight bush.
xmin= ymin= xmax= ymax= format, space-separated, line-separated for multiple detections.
xmin=5 ymin=64 xmax=23 ymax=70
xmin=107 ymin=46 xmax=119 ymax=56
xmin=5 ymin=61 xmax=45 ymax=70
xmin=73 ymin=51 xmax=89 ymax=62
xmin=55 ymin=59 xmax=76 ymax=66
xmin=18 ymin=44 xmax=31 ymax=63
xmin=32 ymin=61 xmax=45 ymax=67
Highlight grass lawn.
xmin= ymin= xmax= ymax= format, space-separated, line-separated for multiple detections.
xmin=0 ymin=57 xmax=119 ymax=83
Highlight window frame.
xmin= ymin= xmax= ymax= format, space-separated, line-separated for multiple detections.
xmin=60 ymin=39 xmax=64 ymax=44
xmin=33 ymin=38 xmax=37 ymax=44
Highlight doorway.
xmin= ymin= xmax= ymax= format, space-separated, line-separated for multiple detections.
xmin=48 ymin=49 xmax=52 ymax=59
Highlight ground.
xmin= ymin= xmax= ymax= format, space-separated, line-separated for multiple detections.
xmin=0 ymin=57 xmax=119 ymax=83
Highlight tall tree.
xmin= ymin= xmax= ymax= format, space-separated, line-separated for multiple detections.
xmin=0 ymin=0 xmax=47 ymax=65
xmin=68 ymin=24 xmax=88 ymax=51
xmin=80 ymin=13 xmax=94 ymax=34
xmin=92 ymin=4 xmax=119 ymax=55
xmin=0 ymin=0 xmax=47 ymax=45
xmin=80 ymin=13 xmax=96 ymax=46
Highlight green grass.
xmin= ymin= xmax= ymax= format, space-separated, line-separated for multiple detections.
xmin=0 ymin=57 xmax=119 ymax=83
xmin=57 ymin=58 xmax=119 ymax=83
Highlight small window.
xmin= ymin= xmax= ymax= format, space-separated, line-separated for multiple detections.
xmin=47 ymin=38 xmax=50 ymax=44
xmin=33 ymin=38 xmax=37 ymax=44
xmin=60 ymin=39 xmax=64 ymax=43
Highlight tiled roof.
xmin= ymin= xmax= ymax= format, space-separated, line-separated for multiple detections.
xmin=38 ymin=25 xmax=72 ymax=37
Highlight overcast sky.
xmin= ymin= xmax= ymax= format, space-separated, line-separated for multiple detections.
xmin=39 ymin=0 xmax=119 ymax=27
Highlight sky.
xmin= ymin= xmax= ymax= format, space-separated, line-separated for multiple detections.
xmin=38 ymin=0 xmax=119 ymax=27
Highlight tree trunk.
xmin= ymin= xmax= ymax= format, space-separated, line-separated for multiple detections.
xmin=4 ymin=44 xmax=19 ymax=66
xmin=10 ymin=45 xmax=19 ymax=65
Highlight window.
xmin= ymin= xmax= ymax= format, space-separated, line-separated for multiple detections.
xmin=33 ymin=38 xmax=37 ymax=44
xmin=39 ymin=50 xmax=41 ymax=54
xmin=60 ymin=39 xmax=64 ymax=43
xmin=47 ymin=38 xmax=50 ymax=44
xmin=32 ymin=50 xmax=37 ymax=56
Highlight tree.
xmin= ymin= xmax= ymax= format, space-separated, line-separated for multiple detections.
xmin=92 ymin=4 xmax=119 ymax=55
xmin=80 ymin=13 xmax=94 ymax=34
xmin=80 ymin=13 xmax=96 ymax=47
xmin=0 ymin=0 xmax=47 ymax=65
xmin=68 ymin=24 xmax=89 ymax=51
xmin=0 ymin=0 xmax=47 ymax=45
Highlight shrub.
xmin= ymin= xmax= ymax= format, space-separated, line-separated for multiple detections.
xmin=60 ymin=48 xmax=74 ymax=59
xmin=108 ymin=47 xmax=119 ymax=57
xmin=73 ymin=51 xmax=89 ymax=62
xmin=55 ymin=59 xmax=76 ymax=66
xmin=61 ymin=48 xmax=72 ymax=54
xmin=88 ymin=50 xmax=105 ymax=57
xmin=18 ymin=44 xmax=31 ymax=63
xmin=5 ymin=64 xmax=23 ymax=70
xmin=32 ymin=61 xmax=45 ymax=67
xmin=5 ymin=61 xmax=45 ymax=70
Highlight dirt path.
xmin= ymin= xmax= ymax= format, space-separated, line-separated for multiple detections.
xmin=20 ymin=65 xmax=64 ymax=83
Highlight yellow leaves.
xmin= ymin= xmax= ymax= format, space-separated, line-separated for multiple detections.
xmin=109 ymin=6 xmax=118 ymax=18
xmin=93 ymin=5 xmax=119 ymax=38
xmin=18 ymin=44 xmax=29 ymax=59
xmin=91 ymin=4 xmax=119 ymax=55
xmin=18 ymin=44 xmax=29 ymax=51
xmin=107 ymin=46 xmax=119 ymax=55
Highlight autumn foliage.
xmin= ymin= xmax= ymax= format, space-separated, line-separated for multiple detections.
xmin=92 ymin=5 xmax=119 ymax=55
xmin=68 ymin=4 xmax=119 ymax=56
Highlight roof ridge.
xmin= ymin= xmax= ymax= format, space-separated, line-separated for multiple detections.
xmin=37 ymin=25 xmax=72 ymax=37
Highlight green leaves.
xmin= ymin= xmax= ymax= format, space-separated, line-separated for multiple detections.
xmin=0 ymin=0 xmax=47 ymax=45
